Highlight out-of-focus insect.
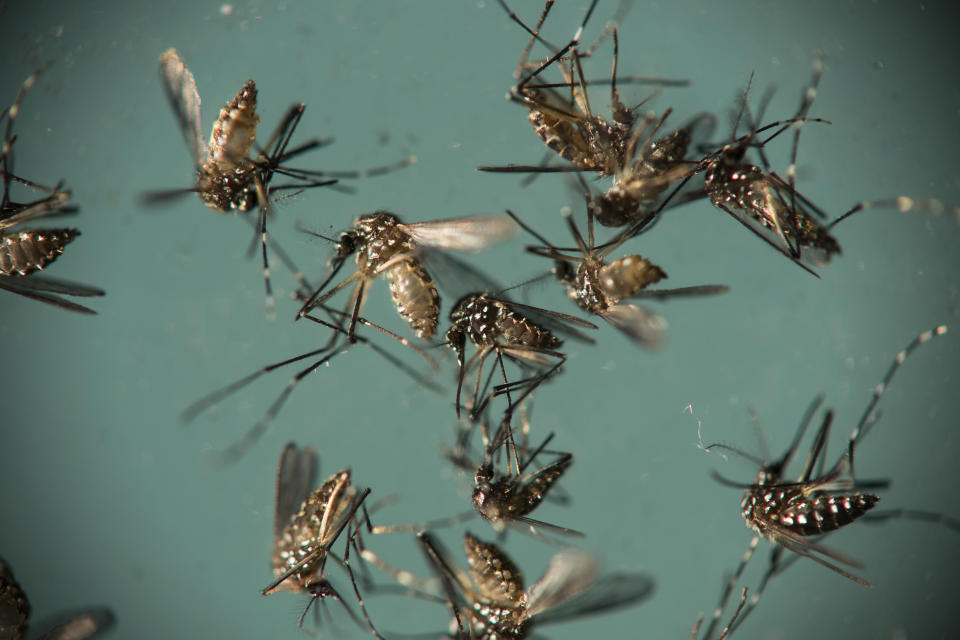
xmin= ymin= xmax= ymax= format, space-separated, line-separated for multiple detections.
xmin=0 ymin=557 xmax=115 ymax=640
xmin=366 ymin=530 xmax=654 ymax=639
xmin=153 ymin=49 xmax=414 ymax=318
xmin=508 ymin=202 xmax=728 ymax=348
xmin=0 ymin=68 xmax=104 ymax=314
xmin=296 ymin=210 xmax=515 ymax=342
xmin=182 ymin=302 xmax=438 ymax=465
xmin=446 ymin=291 xmax=597 ymax=419
xmin=479 ymin=0 xmax=688 ymax=180
xmin=265 ymin=443 xmax=382 ymax=636
xmin=701 ymin=325 xmax=952 ymax=640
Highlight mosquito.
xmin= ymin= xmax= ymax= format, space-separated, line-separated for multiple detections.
xmin=699 ymin=325 xmax=950 ymax=639
xmin=266 ymin=442 xmax=386 ymax=636
xmin=0 ymin=68 xmax=104 ymax=314
xmin=508 ymin=200 xmax=728 ymax=348
xmin=0 ymin=557 xmax=115 ymax=640
xmin=479 ymin=0 xmax=688 ymax=179
xmin=446 ymin=291 xmax=597 ymax=419
xmin=295 ymin=210 xmax=515 ymax=342
xmin=153 ymin=49 xmax=414 ymax=319
xmin=469 ymin=407 xmax=580 ymax=538
xmin=365 ymin=530 xmax=653 ymax=639
xmin=590 ymin=110 xmax=716 ymax=228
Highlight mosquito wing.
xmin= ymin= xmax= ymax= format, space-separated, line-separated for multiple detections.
xmin=400 ymin=215 xmax=515 ymax=252
xmin=274 ymin=443 xmax=317 ymax=541
xmin=159 ymin=48 xmax=206 ymax=168
xmin=532 ymin=571 xmax=654 ymax=626
xmin=522 ymin=549 xmax=600 ymax=620
xmin=600 ymin=303 xmax=667 ymax=348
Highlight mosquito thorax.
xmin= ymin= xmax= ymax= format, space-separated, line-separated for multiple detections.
xmin=353 ymin=211 xmax=414 ymax=266
xmin=195 ymin=166 xmax=257 ymax=212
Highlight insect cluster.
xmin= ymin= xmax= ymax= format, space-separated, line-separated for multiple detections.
xmin=2 ymin=1 xmax=958 ymax=639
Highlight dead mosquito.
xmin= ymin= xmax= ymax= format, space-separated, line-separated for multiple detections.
xmin=0 ymin=68 xmax=104 ymax=314
xmin=0 ymin=557 xmax=115 ymax=640
xmin=152 ymin=49 xmax=414 ymax=319
xmin=699 ymin=325 xmax=951 ymax=639
xmin=508 ymin=199 xmax=728 ymax=348
xmin=479 ymin=0 xmax=688 ymax=179
xmin=181 ymin=301 xmax=439 ymax=465
xmin=365 ymin=530 xmax=654 ymax=639
xmin=295 ymin=210 xmax=515 ymax=342
xmin=266 ymin=442 xmax=384 ymax=637
xmin=468 ymin=406 xmax=580 ymax=539
xmin=446 ymin=291 xmax=597 ymax=419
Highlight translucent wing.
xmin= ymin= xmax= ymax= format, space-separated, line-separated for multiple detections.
xmin=400 ymin=215 xmax=515 ymax=252
xmin=600 ymin=303 xmax=667 ymax=348
xmin=274 ymin=443 xmax=317 ymax=541
xmin=532 ymin=571 xmax=655 ymax=626
xmin=159 ymin=48 xmax=206 ymax=168
xmin=522 ymin=549 xmax=600 ymax=620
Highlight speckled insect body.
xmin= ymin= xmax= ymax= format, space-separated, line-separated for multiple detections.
xmin=0 ymin=68 xmax=104 ymax=313
xmin=700 ymin=326 xmax=952 ymax=639
xmin=594 ymin=112 xmax=715 ymax=228
xmin=266 ymin=444 xmax=377 ymax=634
xmin=479 ymin=0 xmax=688 ymax=180
xmin=510 ymin=205 xmax=726 ymax=348
xmin=298 ymin=211 xmax=514 ymax=342
xmin=446 ymin=292 xmax=592 ymax=418
xmin=403 ymin=531 xmax=652 ymax=639
xmin=0 ymin=561 xmax=29 ymax=640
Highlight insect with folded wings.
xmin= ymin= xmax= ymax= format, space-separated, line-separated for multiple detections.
xmin=705 ymin=325 xmax=951 ymax=593
xmin=297 ymin=210 xmax=515 ymax=342
xmin=265 ymin=443 xmax=379 ymax=634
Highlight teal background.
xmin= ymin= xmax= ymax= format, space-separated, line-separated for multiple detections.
xmin=1 ymin=1 xmax=958 ymax=638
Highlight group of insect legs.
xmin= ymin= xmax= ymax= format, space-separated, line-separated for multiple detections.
xmin=4 ymin=0 xmax=959 ymax=638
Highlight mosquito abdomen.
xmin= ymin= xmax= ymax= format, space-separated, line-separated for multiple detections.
xmin=385 ymin=258 xmax=440 ymax=340
xmin=779 ymin=494 xmax=880 ymax=535
xmin=0 ymin=228 xmax=80 ymax=276
xmin=598 ymin=255 xmax=666 ymax=302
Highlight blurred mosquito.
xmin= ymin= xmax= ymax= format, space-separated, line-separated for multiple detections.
xmin=152 ymin=49 xmax=414 ymax=319
xmin=699 ymin=325 xmax=951 ymax=639
xmin=508 ymin=200 xmax=728 ymax=348
xmin=479 ymin=0 xmax=688 ymax=179
xmin=266 ymin=443 xmax=385 ymax=636
xmin=295 ymin=210 xmax=515 ymax=342
xmin=0 ymin=67 xmax=104 ymax=314
xmin=364 ymin=530 xmax=654 ymax=639
xmin=181 ymin=301 xmax=439 ymax=465
xmin=446 ymin=291 xmax=597 ymax=419
xmin=0 ymin=557 xmax=115 ymax=640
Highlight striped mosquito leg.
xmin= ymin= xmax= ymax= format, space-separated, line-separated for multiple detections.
xmin=862 ymin=508 xmax=960 ymax=534
xmin=784 ymin=51 xmax=824 ymax=219
xmin=846 ymin=325 xmax=948 ymax=474
xmin=701 ymin=535 xmax=759 ymax=640
xmin=829 ymin=196 xmax=960 ymax=228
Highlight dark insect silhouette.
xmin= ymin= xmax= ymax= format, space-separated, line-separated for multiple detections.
xmin=1 ymin=68 xmax=104 ymax=314
xmin=0 ymin=557 xmax=115 ymax=640
xmin=508 ymin=202 xmax=727 ymax=347
xmin=265 ymin=443 xmax=382 ymax=636
xmin=700 ymin=325 xmax=952 ymax=639
xmin=296 ymin=210 xmax=515 ymax=341
xmin=446 ymin=291 xmax=596 ymax=419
